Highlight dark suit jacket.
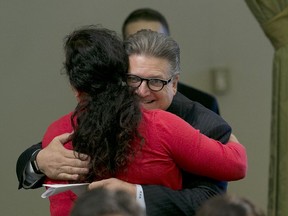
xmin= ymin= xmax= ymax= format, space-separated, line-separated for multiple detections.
xmin=16 ymin=142 xmax=43 ymax=189
xmin=177 ymin=82 xmax=220 ymax=115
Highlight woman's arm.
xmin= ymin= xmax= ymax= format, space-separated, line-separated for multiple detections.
xmin=156 ymin=111 xmax=247 ymax=181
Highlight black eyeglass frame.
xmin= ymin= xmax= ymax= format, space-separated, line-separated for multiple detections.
xmin=126 ymin=74 xmax=174 ymax=92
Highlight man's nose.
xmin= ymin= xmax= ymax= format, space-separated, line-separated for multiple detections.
xmin=136 ymin=81 xmax=151 ymax=97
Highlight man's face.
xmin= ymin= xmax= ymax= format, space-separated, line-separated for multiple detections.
xmin=128 ymin=54 xmax=178 ymax=110
xmin=124 ymin=20 xmax=168 ymax=38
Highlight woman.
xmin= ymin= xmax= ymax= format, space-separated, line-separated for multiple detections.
xmin=42 ymin=25 xmax=247 ymax=216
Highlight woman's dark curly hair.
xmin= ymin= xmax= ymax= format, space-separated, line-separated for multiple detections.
xmin=64 ymin=25 xmax=142 ymax=182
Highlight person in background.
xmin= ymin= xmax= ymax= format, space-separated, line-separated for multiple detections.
xmin=16 ymin=9 xmax=243 ymax=216
xmin=195 ymin=194 xmax=266 ymax=216
xmin=70 ymin=188 xmax=145 ymax=216
xmin=42 ymin=25 xmax=246 ymax=216
xmin=122 ymin=8 xmax=220 ymax=114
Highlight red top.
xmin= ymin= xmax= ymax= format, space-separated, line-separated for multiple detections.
xmin=42 ymin=108 xmax=247 ymax=216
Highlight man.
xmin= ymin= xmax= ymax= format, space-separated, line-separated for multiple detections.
xmin=16 ymin=10 xmax=240 ymax=216
xmin=122 ymin=8 xmax=220 ymax=114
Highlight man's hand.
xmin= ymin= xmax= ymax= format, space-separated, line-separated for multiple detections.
xmin=36 ymin=133 xmax=90 ymax=181
xmin=229 ymin=133 xmax=240 ymax=143
xmin=88 ymin=178 xmax=137 ymax=197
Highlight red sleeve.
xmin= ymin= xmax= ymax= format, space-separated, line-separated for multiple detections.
xmin=41 ymin=112 xmax=75 ymax=216
xmin=154 ymin=111 xmax=247 ymax=181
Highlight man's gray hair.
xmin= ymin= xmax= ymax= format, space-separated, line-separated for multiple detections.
xmin=124 ymin=30 xmax=180 ymax=76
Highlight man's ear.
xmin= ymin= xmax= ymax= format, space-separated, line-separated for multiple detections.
xmin=172 ymin=74 xmax=179 ymax=95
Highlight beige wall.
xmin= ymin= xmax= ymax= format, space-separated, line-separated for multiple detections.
xmin=0 ymin=0 xmax=272 ymax=215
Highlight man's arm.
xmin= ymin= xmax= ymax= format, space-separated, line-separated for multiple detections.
xmin=16 ymin=142 xmax=43 ymax=189
xmin=143 ymin=183 xmax=223 ymax=216
xmin=88 ymin=177 xmax=224 ymax=216
xmin=16 ymin=133 xmax=90 ymax=189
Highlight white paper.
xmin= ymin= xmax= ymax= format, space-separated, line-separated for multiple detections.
xmin=41 ymin=183 xmax=89 ymax=198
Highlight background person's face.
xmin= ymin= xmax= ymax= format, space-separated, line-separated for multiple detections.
xmin=128 ymin=54 xmax=177 ymax=110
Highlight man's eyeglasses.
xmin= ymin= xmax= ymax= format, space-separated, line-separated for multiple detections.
xmin=126 ymin=74 xmax=173 ymax=92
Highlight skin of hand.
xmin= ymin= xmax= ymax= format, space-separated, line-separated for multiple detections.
xmin=229 ymin=133 xmax=239 ymax=143
xmin=88 ymin=178 xmax=137 ymax=197
xmin=36 ymin=133 xmax=90 ymax=181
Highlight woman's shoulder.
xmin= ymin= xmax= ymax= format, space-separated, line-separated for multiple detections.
xmin=141 ymin=108 xmax=184 ymax=124
xmin=42 ymin=112 xmax=74 ymax=147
